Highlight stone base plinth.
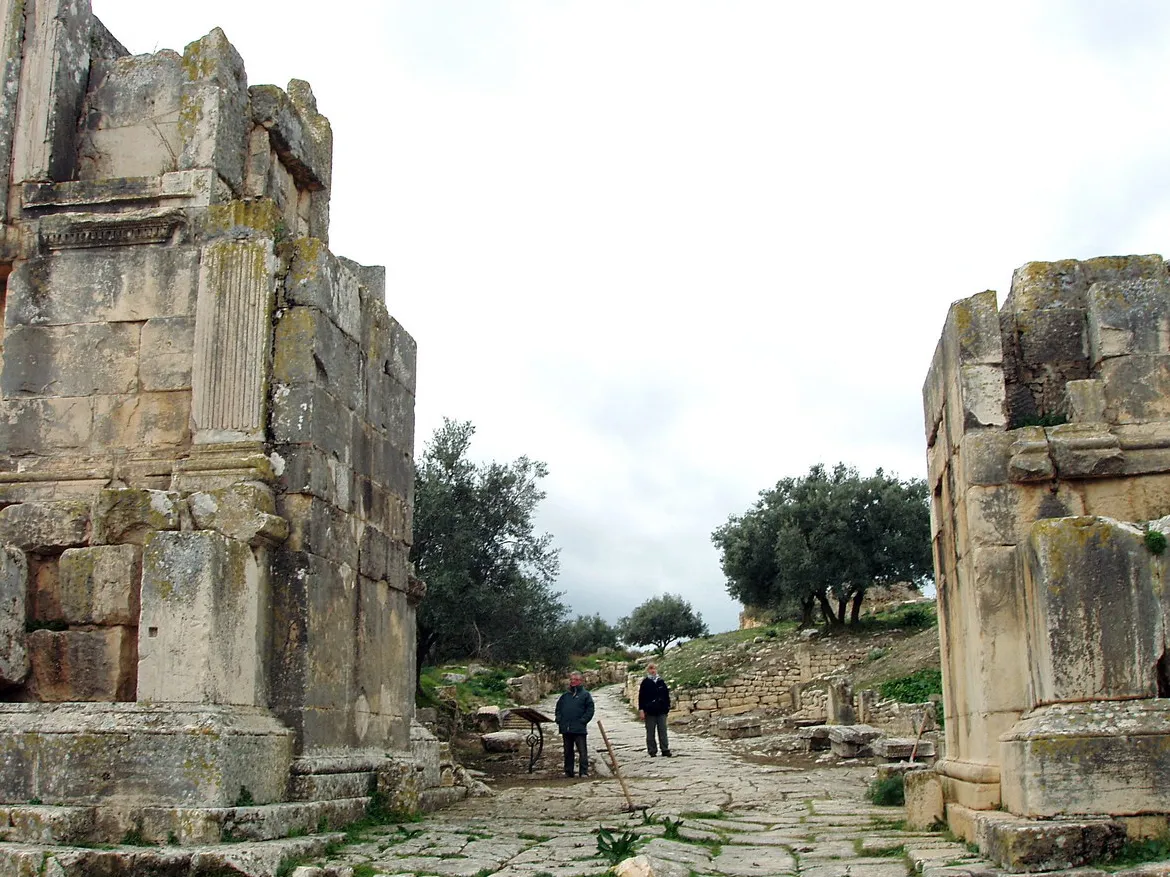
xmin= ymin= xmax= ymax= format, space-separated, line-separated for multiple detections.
xmin=1001 ymin=700 xmax=1170 ymax=817
xmin=0 ymin=703 xmax=293 ymax=808
xmin=936 ymin=756 xmax=1001 ymax=812
xmin=0 ymin=798 xmax=368 ymax=845
xmin=973 ymin=810 xmax=1125 ymax=873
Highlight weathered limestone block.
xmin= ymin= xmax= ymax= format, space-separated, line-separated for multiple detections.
xmin=1088 ymin=274 xmax=1170 ymax=364
xmin=139 ymin=532 xmax=266 ymax=706
xmin=614 ymin=855 xmax=693 ymax=877
xmin=78 ymin=50 xmax=183 ymax=180
xmin=1065 ymin=379 xmax=1107 ymax=423
xmin=1 ymin=323 xmax=139 ymax=397
xmin=57 ymin=544 xmax=139 ymax=624
xmin=0 ymin=703 xmax=293 ymax=806
xmin=904 ymin=770 xmax=944 ymax=830
xmin=410 ymin=721 xmax=441 ymax=789
xmin=715 ymin=716 xmax=761 ymax=739
xmin=872 ymin=737 xmax=935 ymax=761
xmin=0 ymin=500 xmax=89 ymax=552
xmin=93 ymin=488 xmax=181 ymax=545
xmin=1100 ymin=354 xmax=1170 ymax=423
xmin=271 ymin=383 xmax=354 ymax=462
xmin=0 ymin=0 xmax=27 ymax=226
xmin=1024 ymin=516 xmax=1159 ymax=703
xmin=1013 ymin=306 xmax=1088 ymax=365
xmin=249 ymin=83 xmax=331 ymax=192
xmin=178 ymin=29 xmax=248 ymax=194
xmin=10 ymin=0 xmax=94 ymax=185
xmin=273 ymin=305 xmax=363 ymax=411
xmin=26 ymin=627 xmax=136 ymax=701
xmin=1001 ymin=700 xmax=1170 ymax=818
xmin=188 ymin=483 xmax=288 ymax=546
xmin=269 ymin=549 xmax=358 ymax=751
xmin=974 ymin=810 xmax=1125 ymax=874
xmin=480 ymin=731 xmax=524 ymax=753
xmin=0 ymin=396 xmax=93 ymax=454
xmin=1047 ymin=422 xmax=1123 ymax=477
xmin=828 ymin=724 xmax=881 ymax=758
xmin=0 ymin=804 xmax=96 ymax=844
xmin=93 ymin=391 xmax=191 ymax=450
xmin=6 ymin=248 xmax=198 ymax=327
xmin=282 ymin=239 xmax=359 ymax=340
xmin=826 ymin=677 xmax=855 ymax=724
xmin=281 ymin=494 xmax=359 ymax=569
xmin=1007 ymin=426 xmax=1054 ymax=482
xmin=140 ymin=316 xmax=195 ymax=391
xmin=354 ymin=578 xmax=412 ymax=750
xmin=0 ymin=546 xmax=29 ymax=687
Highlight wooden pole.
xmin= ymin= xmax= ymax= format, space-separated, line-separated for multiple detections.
xmin=596 ymin=720 xmax=637 ymax=811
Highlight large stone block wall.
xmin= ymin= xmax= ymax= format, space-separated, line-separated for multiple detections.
xmin=923 ymin=254 xmax=1170 ymax=841
xmin=0 ymin=0 xmax=427 ymax=827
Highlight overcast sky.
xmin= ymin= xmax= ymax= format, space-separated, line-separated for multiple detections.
xmin=94 ymin=1 xmax=1170 ymax=634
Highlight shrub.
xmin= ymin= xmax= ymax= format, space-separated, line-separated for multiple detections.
xmin=866 ymin=774 xmax=905 ymax=806
xmin=879 ymin=668 xmax=942 ymax=703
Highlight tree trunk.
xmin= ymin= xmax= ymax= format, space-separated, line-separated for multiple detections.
xmin=849 ymin=589 xmax=865 ymax=624
xmin=817 ymin=591 xmax=839 ymax=626
xmin=835 ymin=596 xmax=847 ymax=625
xmin=799 ymin=596 xmax=816 ymax=628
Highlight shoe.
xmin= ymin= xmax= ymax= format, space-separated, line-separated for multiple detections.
xmin=662 ymin=751 xmax=673 ymax=757
xmin=564 ymin=773 xmax=574 ymax=778
xmin=579 ymin=773 xmax=589 ymax=778
xmin=649 ymin=752 xmax=656 ymax=757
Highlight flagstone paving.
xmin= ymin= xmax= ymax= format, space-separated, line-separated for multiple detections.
xmin=314 ymin=685 xmax=1170 ymax=876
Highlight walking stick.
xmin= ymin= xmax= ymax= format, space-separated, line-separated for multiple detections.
xmin=596 ymin=720 xmax=640 ymax=812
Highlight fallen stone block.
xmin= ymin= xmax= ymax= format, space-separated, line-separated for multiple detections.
xmin=480 ymin=731 xmax=524 ymax=753
xmin=798 ymin=725 xmax=831 ymax=751
xmin=873 ymin=736 xmax=936 ymax=762
xmin=828 ymin=724 xmax=881 ymax=758
xmin=715 ymin=715 xmax=762 ymax=739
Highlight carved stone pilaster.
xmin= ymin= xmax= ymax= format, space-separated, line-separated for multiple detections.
xmin=191 ymin=239 xmax=275 ymax=444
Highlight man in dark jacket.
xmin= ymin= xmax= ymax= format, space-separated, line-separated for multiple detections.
xmin=555 ymin=671 xmax=595 ymax=778
xmin=638 ymin=662 xmax=672 ymax=757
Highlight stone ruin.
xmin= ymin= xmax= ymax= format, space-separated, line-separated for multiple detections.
xmin=922 ymin=254 xmax=1170 ymax=870
xmin=0 ymin=0 xmax=451 ymax=846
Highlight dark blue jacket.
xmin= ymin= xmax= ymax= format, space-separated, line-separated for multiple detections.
xmin=639 ymin=675 xmax=671 ymax=715
xmin=555 ymin=685 xmax=595 ymax=734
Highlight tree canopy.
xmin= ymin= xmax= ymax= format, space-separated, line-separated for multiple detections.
xmin=711 ymin=464 xmax=932 ymax=626
xmin=619 ymin=593 xmax=708 ymax=654
xmin=561 ymin=613 xmax=620 ymax=656
xmin=411 ymin=419 xmax=566 ymax=668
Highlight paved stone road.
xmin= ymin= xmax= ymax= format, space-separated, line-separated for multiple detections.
xmin=317 ymin=684 xmax=1165 ymax=876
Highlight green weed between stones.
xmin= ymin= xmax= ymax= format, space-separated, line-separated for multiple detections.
xmin=595 ymin=826 xmax=640 ymax=865
xmin=1102 ymin=835 xmax=1170 ymax=870
xmin=1145 ymin=529 xmax=1168 ymax=555
xmin=517 ymin=832 xmax=552 ymax=842
xmin=866 ymin=774 xmax=905 ymax=807
xmin=662 ymin=817 xmax=685 ymax=840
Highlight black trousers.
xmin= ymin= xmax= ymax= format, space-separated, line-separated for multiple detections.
xmin=562 ymin=732 xmax=588 ymax=776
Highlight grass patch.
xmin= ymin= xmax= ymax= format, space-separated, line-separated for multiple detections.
xmin=878 ymin=668 xmax=942 ymax=703
xmin=352 ymin=866 xmax=377 ymax=877
xmin=866 ymin=775 xmax=905 ymax=807
xmin=517 ymin=832 xmax=551 ymax=842
xmin=595 ymin=826 xmax=640 ymax=866
xmin=870 ymin=816 xmax=906 ymax=831
xmin=854 ymin=602 xmax=937 ymax=632
xmin=680 ymin=810 xmax=726 ymax=820
xmin=1102 ymin=835 xmax=1170 ymax=870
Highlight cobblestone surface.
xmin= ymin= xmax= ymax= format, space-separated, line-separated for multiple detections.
xmin=317 ymin=685 xmax=1170 ymax=876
